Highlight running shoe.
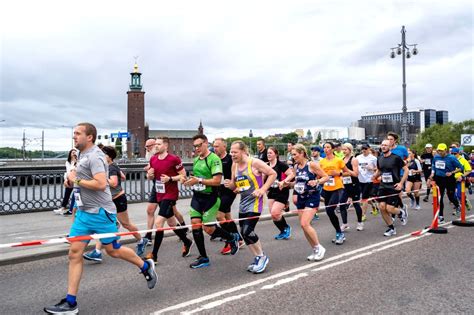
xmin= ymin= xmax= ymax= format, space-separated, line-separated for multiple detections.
xmin=362 ymin=215 xmax=367 ymax=222
xmin=281 ymin=226 xmax=292 ymax=240
xmin=220 ymin=243 xmax=231 ymax=255
xmin=53 ymin=207 xmax=67 ymax=215
xmin=423 ymin=196 xmax=429 ymax=202
xmin=63 ymin=211 xmax=73 ymax=216
xmin=467 ymin=200 xmax=472 ymax=211
xmin=190 ymin=256 xmax=210 ymax=269
xmin=274 ymin=231 xmax=285 ymax=240
xmin=334 ymin=232 xmax=346 ymax=245
xmin=141 ymin=259 xmax=158 ymax=289
xmin=307 ymin=245 xmax=326 ymax=261
xmin=400 ymin=209 xmax=408 ymax=225
xmin=182 ymin=239 xmax=194 ymax=257
xmin=371 ymin=206 xmax=379 ymax=216
xmin=438 ymin=216 xmax=445 ymax=223
xmin=252 ymin=254 xmax=269 ymax=274
xmin=229 ymin=233 xmax=240 ymax=255
xmin=44 ymin=298 xmax=78 ymax=314
xmin=83 ymin=250 xmax=102 ymax=262
xmin=415 ymin=205 xmax=421 ymax=211
xmin=410 ymin=199 xmax=415 ymax=209
xmin=144 ymin=252 xmax=157 ymax=265
xmin=313 ymin=213 xmax=320 ymax=221
xmin=340 ymin=224 xmax=350 ymax=232
xmin=453 ymin=207 xmax=460 ymax=217
xmin=247 ymin=257 xmax=258 ymax=272
xmin=356 ymin=222 xmax=364 ymax=231
xmin=136 ymin=238 xmax=148 ymax=257
xmin=143 ymin=237 xmax=153 ymax=247
xmin=383 ymin=228 xmax=396 ymax=237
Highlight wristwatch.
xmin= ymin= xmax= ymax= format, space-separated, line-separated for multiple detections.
xmin=198 ymin=178 xmax=203 ymax=184
xmin=74 ymin=179 xmax=81 ymax=186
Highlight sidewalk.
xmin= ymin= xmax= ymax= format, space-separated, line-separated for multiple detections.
xmin=0 ymin=191 xmax=427 ymax=266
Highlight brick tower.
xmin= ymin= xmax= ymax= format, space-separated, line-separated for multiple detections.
xmin=127 ymin=63 xmax=146 ymax=158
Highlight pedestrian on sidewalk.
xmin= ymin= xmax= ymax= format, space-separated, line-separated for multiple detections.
xmin=54 ymin=149 xmax=77 ymax=215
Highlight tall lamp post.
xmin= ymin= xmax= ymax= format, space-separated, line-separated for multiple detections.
xmin=390 ymin=25 xmax=419 ymax=147
xmin=62 ymin=125 xmax=74 ymax=148
xmin=249 ymin=129 xmax=253 ymax=156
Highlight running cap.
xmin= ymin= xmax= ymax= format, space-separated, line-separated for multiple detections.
xmin=436 ymin=143 xmax=447 ymax=151
xmin=311 ymin=146 xmax=321 ymax=152
xmin=450 ymin=147 xmax=460 ymax=154
xmin=361 ymin=144 xmax=370 ymax=149
xmin=425 ymin=143 xmax=433 ymax=148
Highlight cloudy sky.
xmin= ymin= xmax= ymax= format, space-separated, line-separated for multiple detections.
xmin=0 ymin=0 xmax=472 ymax=151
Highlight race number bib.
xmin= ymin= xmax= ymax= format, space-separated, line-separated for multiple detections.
xmin=435 ymin=160 xmax=446 ymax=170
xmin=155 ymin=180 xmax=166 ymax=193
xmin=359 ymin=163 xmax=368 ymax=171
xmin=342 ymin=176 xmax=352 ymax=184
xmin=381 ymin=172 xmax=394 ymax=183
xmin=408 ymin=170 xmax=413 ymax=177
xmin=271 ymin=180 xmax=279 ymax=189
xmin=424 ymin=159 xmax=431 ymax=165
xmin=235 ymin=176 xmax=251 ymax=192
xmin=294 ymin=182 xmax=306 ymax=194
xmin=324 ymin=176 xmax=335 ymax=187
xmin=193 ymin=183 xmax=206 ymax=191
xmin=73 ymin=187 xmax=84 ymax=207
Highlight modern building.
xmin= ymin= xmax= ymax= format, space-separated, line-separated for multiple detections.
xmin=126 ymin=63 xmax=203 ymax=159
xmin=314 ymin=128 xmax=340 ymax=141
xmin=348 ymin=126 xmax=365 ymax=141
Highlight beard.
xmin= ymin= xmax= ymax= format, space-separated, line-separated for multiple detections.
xmin=145 ymin=148 xmax=157 ymax=161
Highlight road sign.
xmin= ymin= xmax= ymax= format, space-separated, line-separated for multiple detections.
xmin=461 ymin=134 xmax=473 ymax=146
xmin=110 ymin=132 xmax=129 ymax=139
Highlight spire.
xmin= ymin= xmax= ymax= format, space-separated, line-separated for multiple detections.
xmin=198 ymin=120 xmax=204 ymax=135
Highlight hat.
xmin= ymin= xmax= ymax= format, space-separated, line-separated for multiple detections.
xmin=451 ymin=147 xmax=460 ymax=154
xmin=436 ymin=143 xmax=447 ymax=151
xmin=425 ymin=143 xmax=433 ymax=148
xmin=311 ymin=146 xmax=321 ymax=152
xmin=361 ymin=144 xmax=370 ymax=149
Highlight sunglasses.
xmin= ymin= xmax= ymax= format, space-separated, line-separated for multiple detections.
xmin=193 ymin=142 xmax=204 ymax=148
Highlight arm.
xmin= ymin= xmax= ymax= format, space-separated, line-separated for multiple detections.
xmin=68 ymin=170 xmax=108 ymax=191
xmin=252 ymin=159 xmax=277 ymax=197
xmin=394 ymin=164 xmax=409 ymax=190
xmin=224 ymin=163 xmax=237 ymax=191
xmin=279 ymin=167 xmax=295 ymax=189
xmin=109 ymin=175 xmax=119 ymax=188
xmin=310 ymin=161 xmax=329 ymax=186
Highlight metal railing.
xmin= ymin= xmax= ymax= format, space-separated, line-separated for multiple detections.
xmin=0 ymin=164 xmax=194 ymax=215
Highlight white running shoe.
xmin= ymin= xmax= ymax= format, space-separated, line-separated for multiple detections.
xmin=356 ymin=222 xmax=364 ymax=231
xmin=415 ymin=205 xmax=421 ymax=210
xmin=53 ymin=207 xmax=67 ymax=215
xmin=383 ymin=228 xmax=396 ymax=237
xmin=312 ymin=245 xmax=326 ymax=261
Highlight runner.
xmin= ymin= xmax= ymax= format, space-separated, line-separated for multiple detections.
xmin=212 ymin=137 xmax=242 ymax=255
xmin=334 ymin=142 xmax=344 ymax=159
xmin=372 ymin=139 xmax=408 ymax=237
xmin=145 ymin=137 xmax=194 ymax=264
xmin=310 ymin=146 xmax=322 ymax=162
xmin=339 ymin=143 xmax=364 ymax=231
xmin=420 ymin=144 xmax=434 ymax=202
xmin=184 ymin=134 xmax=240 ymax=269
xmin=451 ymin=147 xmax=471 ymax=214
xmin=44 ymin=123 xmax=156 ymax=314
xmin=356 ymin=144 xmax=378 ymax=220
xmin=267 ymin=146 xmax=294 ymax=240
xmin=83 ymin=146 xmax=147 ymax=262
xmin=430 ymin=143 xmax=463 ymax=222
xmin=290 ymin=144 xmax=329 ymax=261
xmin=256 ymin=138 xmax=269 ymax=163
xmin=387 ymin=132 xmax=408 ymax=212
xmin=406 ymin=148 xmax=422 ymax=210
xmin=319 ymin=142 xmax=356 ymax=245
xmin=225 ymin=140 xmax=277 ymax=273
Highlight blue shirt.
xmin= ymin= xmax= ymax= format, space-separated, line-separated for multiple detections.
xmin=431 ymin=154 xmax=463 ymax=177
xmin=391 ymin=145 xmax=408 ymax=160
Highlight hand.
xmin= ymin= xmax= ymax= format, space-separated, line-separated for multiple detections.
xmin=179 ymin=175 xmax=187 ymax=184
xmin=64 ymin=180 xmax=73 ymax=189
xmin=67 ymin=169 xmax=77 ymax=183
xmin=394 ymin=183 xmax=403 ymax=191
xmin=160 ymin=174 xmax=170 ymax=183
xmin=252 ymin=188 xmax=266 ymax=198
xmin=446 ymin=172 xmax=452 ymax=177
xmin=278 ymin=181 xmax=288 ymax=190
xmin=184 ymin=176 xmax=199 ymax=187
xmin=308 ymin=180 xmax=319 ymax=187
xmin=147 ymin=168 xmax=155 ymax=179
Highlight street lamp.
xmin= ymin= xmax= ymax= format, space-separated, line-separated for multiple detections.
xmin=389 ymin=25 xmax=419 ymax=147
xmin=62 ymin=125 xmax=74 ymax=148
xmin=249 ymin=129 xmax=253 ymax=156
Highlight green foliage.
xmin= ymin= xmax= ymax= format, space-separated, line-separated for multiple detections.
xmin=316 ymin=132 xmax=322 ymax=144
xmin=0 ymin=147 xmax=65 ymax=159
xmin=281 ymin=132 xmax=299 ymax=145
xmin=413 ymin=120 xmax=474 ymax=153
xmin=115 ymin=138 xmax=123 ymax=156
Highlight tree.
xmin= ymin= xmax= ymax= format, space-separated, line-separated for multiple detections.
xmin=115 ymin=138 xmax=123 ymax=157
xmin=316 ymin=132 xmax=322 ymax=144
xmin=413 ymin=120 xmax=474 ymax=153
xmin=281 ymin=132 xmax=299 ymax=145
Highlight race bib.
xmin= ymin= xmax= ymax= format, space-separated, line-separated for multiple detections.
xmin=382 ymin=172 xmax=393 ymax=183
xmin=73 ymin=187 xmax=84 ymax=207
xmin=324 ymin=176 xmax=335 ymax=187
xmin=435 ymin=160 xmax=446 ymax=170
xmin=235 ymin=176 xmax=251 ymax=192
xmin=424 ymin=159 xmax=431 ymax=165
xmin=193 ymin=183 xmax=206 ymax=191
xmin=408 ymin=170 xmax=413 ymax=176
xmin=294 ymin=182 xmax=306 ymax=194
xmin=342 ymin=176 xmax=352 ymax=184
xmin=271 ymin=180 xmax=279 ymax=189
xmin=155 ymin=180 xmax=166 ymax=193
xmin=359 ymin=163 xmax=367 ymax=171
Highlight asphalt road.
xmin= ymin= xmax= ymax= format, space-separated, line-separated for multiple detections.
xmin=1 ymin=195 xmax=473 ymax=314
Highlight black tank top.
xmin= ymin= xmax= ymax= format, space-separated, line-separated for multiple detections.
xmin=343 ymin=156 xmax=359 ymax=186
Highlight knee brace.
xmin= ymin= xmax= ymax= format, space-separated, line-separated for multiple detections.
xmin=241 ymin=224 xmax=259 ymax=245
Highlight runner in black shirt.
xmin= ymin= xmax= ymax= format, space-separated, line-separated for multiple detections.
xmin=213 ymin=138 xmax=242 ymax=255
xmin=373 ymin=140 xmax=409 ymax=237
xmin=256 ymin=139 xmax=269 ymax=163
xmin=420 ymin=143 xmax=434 ymax=201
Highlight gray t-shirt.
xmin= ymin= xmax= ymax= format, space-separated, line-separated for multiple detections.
xmin=75 ymin=146 xmax=116 ymax=214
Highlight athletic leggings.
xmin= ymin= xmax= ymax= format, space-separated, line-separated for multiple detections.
xmin=323 ymin=189 xmax=344 ymax=233
xmin=239 ymin=212 xmax=261 ymax=245
xmin=339 ymin=186 xmax=363 ymax=224
xmin=434 ymin=175 xmax=459 ymax=216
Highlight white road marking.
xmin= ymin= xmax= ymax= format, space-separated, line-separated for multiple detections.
xmin=261 ymin=272 xmax=308 ymax=290
xmin=180 ymin=291 xmax=256 ymax=315
xmin=7 ymin=232 xmax=30 ymax=236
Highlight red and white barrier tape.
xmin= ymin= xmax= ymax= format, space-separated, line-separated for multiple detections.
xmin=0 ymin=188 xmax=424 ymax=249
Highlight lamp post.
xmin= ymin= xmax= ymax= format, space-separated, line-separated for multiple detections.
xmin=62 ymin=125 xmax=74 ymax=148
xmin=249 ymin=129 xmax=253 ymax=156
xmin=390 ymin=25 xmax=419 ymax=147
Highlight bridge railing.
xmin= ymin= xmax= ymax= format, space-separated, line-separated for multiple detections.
xmin=0 ymin=164 xmax=194 ymax=215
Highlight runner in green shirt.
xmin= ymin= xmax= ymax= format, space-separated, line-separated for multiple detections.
xmin=184 ymin=134 xmax=240 ymax=269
